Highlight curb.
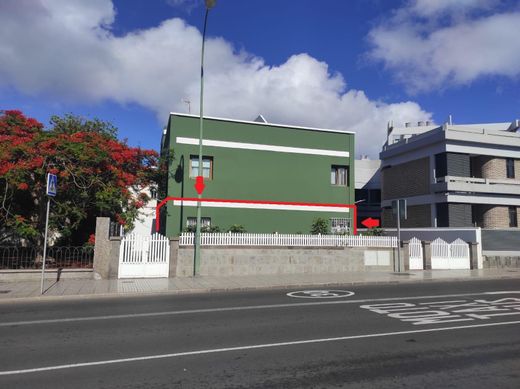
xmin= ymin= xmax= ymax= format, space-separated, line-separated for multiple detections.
xmin=1 ymin=272 xmax=519 ymax=304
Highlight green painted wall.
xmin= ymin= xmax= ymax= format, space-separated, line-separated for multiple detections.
xmin=161 ymin=114 xmax=355 ymax=236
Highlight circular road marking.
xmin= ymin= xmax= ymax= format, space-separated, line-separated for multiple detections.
xmin=286 ymin=290 xmax=355 ymax=299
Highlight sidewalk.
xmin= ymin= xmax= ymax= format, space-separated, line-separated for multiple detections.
xmin=1 ymin=268 xmax=519 ymax=303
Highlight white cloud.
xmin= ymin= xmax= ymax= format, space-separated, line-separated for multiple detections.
xmin=407 ymin=0 xmax=499 ymax=18
xmin=165 ymin=0 xmax=200 ymax=13
xmin=367 ymin=0 xmax=520 ymax=92
xmin=0 ymin=0 xmax=431 ymax=157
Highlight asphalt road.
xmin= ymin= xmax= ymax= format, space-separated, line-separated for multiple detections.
xmin=1 ymin=279 xmax=519 ymax=388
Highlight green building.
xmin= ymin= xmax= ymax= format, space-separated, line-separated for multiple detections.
xmin=159 ymin=113 xmax=355 ymax=237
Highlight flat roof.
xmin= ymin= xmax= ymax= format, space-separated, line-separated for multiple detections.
xmin=169 ymin=112 xmax=356 ymax=135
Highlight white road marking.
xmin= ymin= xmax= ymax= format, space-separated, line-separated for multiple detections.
xmin=2 ymin=291 xmax=519 ymax=328
xmin=286 ymin=290 xmax=355 ymax=298
xmin=361 ymin=296 xmax=520 ymax=325
xmin=1 ymin=320 xmax=519 ymax=376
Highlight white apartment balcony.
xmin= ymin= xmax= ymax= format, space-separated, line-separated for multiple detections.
xmin=432 ymin=176 xmax=520 ymax=196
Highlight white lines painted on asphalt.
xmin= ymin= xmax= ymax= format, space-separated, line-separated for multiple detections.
xmin=286 ymin=290 xmax=355 ymax=298
xmin=1 ymin=320 xmax=519 ymax=376
xmin=1 ymin=291 xmax=519 ymax=327
xmin=361 ymin=296 xmax=520 ymax=325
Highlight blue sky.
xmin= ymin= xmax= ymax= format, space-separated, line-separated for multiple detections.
xmin=1 ymin=0 xmax=519 ymax=156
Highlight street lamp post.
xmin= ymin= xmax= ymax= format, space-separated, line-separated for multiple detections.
xmin=194 ymin=0 xmax=216 ymax=276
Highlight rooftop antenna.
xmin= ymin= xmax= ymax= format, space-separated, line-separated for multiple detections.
xmin=182 ymin=98 xmax=191 ymax=114
xmin=448 ymin=114 xmax=453 ymax=125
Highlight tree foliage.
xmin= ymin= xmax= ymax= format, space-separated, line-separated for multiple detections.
xmin=0 ymin=110 xmax=161 ymax=245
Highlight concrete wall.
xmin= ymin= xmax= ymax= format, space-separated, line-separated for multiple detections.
xmin=481 ymin=229 xmax=520 ymax=252
xmin=483 ymin=255 xmax=520 ymax=268
xmin=384 ymin=227 xmax=481 ymax=244
xmin=0 ymin=269 xmax=92 ymax=282
xmin=175 ymin=246 xmax=397 ymax=277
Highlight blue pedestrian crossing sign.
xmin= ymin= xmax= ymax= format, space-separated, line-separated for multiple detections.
xmin=46 ymin=173 xmax=57 ymax=197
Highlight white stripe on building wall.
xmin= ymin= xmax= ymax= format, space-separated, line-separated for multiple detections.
xmin=176 ymin=137 xmax=350 ymax=158
xmin=172 ymin=200 xmax=350 ymax=213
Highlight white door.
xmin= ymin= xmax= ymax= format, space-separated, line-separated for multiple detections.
xmin=409 ymin=237 xmax=423 ymax=270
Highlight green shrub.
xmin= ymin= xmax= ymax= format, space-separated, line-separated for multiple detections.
xmin=310 ymin=218 xmax=329 ymax=235
xmin=182 ymin=225 xmax=221 ymax=233
xmin=362 ymin=227 xmax=385 ymax=236
xmin=227 ymin=224 xmax=246 ymax=233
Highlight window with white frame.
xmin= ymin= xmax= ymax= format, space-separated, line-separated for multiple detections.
xmin=331 ymin=165 xmax=348 ymax=186
xmin=186 ymin=217 xmax=211 ymax=228
xmin=190 ymin=156 xmax=213 ymax=179
xmin=330 ymin=218 xmax=350 ymax=234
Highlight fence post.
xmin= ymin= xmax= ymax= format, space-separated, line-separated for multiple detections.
xmin=93 ymin=217 xmax=121 ymax=279
xmin=169 ymin=237 xmax=179 ymax=277
xmin=469 ymin=242 xmax=479 ymax=270
xmin=402 ymin=240 xmax=410 ymax=271
xmin=422 ymin=241 xmax=432 ymax=270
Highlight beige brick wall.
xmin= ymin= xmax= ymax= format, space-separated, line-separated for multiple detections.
xmin=382 ymin=204 xmax=431 ymax=228
xmin=381 ymin=157 xmax=430 ymax=200
xmin=471 ymin=156 xmax=520 ymax=180
xmin=474 ymin=205 xmax=515 ymax=228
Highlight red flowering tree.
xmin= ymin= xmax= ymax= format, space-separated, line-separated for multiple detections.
xmin=0 ymin=110 xmax=161 ymax=245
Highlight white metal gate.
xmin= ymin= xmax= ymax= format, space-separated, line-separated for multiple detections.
xmin=118 ymin=233 xmax=170 ymax=278
xmin=431 ymin=238 xmax=470 ymax=270
xmin=409 ymin=237 xmax=424 ymax=270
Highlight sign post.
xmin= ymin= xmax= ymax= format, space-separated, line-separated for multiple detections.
xmin=392 ymin=199 xmax=407 ymax=272
xmin=41 ymin=173 xmax=57 ymax=294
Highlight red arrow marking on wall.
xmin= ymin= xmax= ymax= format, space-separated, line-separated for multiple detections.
xmin=361 ymin=217 xmax=380 ymax=228
xmin=194 ymin=176 xmax=205 ymax=195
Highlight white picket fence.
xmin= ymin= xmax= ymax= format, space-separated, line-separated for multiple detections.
xmin=408 ymin=237 xmax=424 ymax=270
xmin=118 ymin=233 xmax=170 ymax=278
xmin=179 ymin=233 xmax=398 ymax=248
xmin=431 ymin=238 xmax=470 ymax=269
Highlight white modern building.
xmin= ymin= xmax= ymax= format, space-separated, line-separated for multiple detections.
xmin=129 ymin=186 xmax=158 ymax=235
xmin=380 ymin=119 xmax=520 ymax=228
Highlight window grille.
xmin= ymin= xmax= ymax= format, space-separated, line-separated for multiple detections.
xmin=330 ymin=218 xmax=350 ymax=234
xmin=186 ymin=217 xmax=211 ymax=228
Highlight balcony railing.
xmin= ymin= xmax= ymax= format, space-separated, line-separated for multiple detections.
xmin=432 ymin=176 xmax=520 ymax=195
